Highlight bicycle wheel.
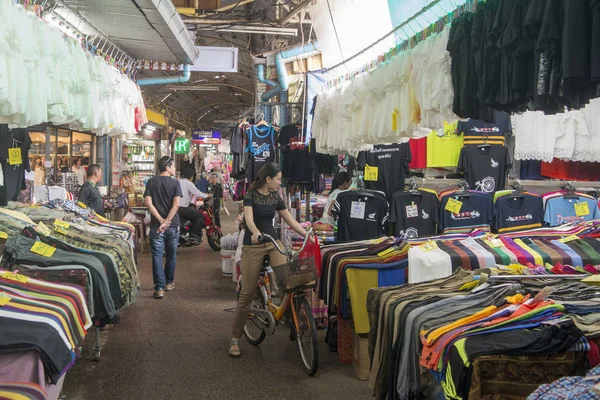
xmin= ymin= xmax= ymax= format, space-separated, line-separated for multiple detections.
xmin=241 ymin=286 xmax=267 ymax=345
xmin=294 ymin=296 xmax=319 ymax=375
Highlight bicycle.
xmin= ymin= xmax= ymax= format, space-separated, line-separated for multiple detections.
xmin=240 ymin=228 xmax=319 ymax=375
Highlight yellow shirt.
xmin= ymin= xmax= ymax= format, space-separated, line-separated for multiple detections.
xmin=426 ymin=122 xmax=463 ymax=168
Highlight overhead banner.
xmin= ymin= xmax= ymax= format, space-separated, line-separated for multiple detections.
xmin=192 ymin=130 xmax=221 ymax=145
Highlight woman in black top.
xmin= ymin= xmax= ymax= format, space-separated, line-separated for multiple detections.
xmin=229 ymin=163 xmax=311 ymax=358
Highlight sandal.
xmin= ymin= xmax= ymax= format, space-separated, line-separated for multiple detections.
xmin=229 ymin=339 xmax=241 ymax=358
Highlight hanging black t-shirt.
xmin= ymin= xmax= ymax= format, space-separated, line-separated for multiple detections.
xmin=143 ymin=176 xmax=183 ymax=229
xmin=440 ymin=192 xmax=494 ymax=233
xmin=246 ymin=125 xmax=276 ymax=183
xmin=243 ymin=189 xmax=286 ymax=245
xmin=332 ymin=190 xmax=388 ymax=242
xmin=494 ymin=193 xmax=544 ymax=233
xmin=357 ymin=143 xmax=411 ymax=201
xmin=278 ymin=124 xmax=312 ymax=182
xmin=390 ymin=191 xmax=440 ymax=238
xmin=0 ymin=125 xmax=32 ymax=204
xmin=457 ymin=145 xmax=511 ymax=194
xmin=458 ymin=110 xmax=512 ymax=145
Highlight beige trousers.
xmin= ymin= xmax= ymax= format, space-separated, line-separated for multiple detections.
xmin=231 ymin=242 xmax=287 ymax=339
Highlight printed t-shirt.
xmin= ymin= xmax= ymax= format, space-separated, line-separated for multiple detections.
xmin=440 ymin=192 xmax=494 ymax=233
xmin=426 ymin=122 xmax=463 ymax=167
xmin=357 ymin=143 xmax=411 ymax=200
xmin=332 ymin=191 xmax=388 ymax=242
xmin=390 ymin=191 xmax=439 ymax=238
xmin=544 ymin=196 xmax=600 ymax=226
xmin=278 ymin=124 xmax=312 ymax=182
xmin=143 ymin=176 xmax=183 ymax=229
xmin=458 ymin=110 xmax=512 ymax=146
xmin=495 ymin=194 xmax=544 ymax=232
xmin=457 ymin=145 xmax=511 ymax=194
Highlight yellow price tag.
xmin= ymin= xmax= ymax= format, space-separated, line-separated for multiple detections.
xmin=0 ymin=232 xmax=7 ymax=239
xmin=445 ymin=198 xmax=463 ymax=214
xmin=364 ymin=164 xmax=379 ymax=181
xmin=574 ymin=202 xmax=590 ymax=217
xmin=485 ymin=238 xmax=503 ymax=248
xmin=560 ymin=235 xmax=579 ymax=243
xmin=2 ymin=272 xmax=29 ymax=283
xmin=54 ymin=219 xmax=70 ymax=229
xmin=377 ymin=247 xmax=395 ymax=258
xmin=35 ymin=222 xmax=52 ymax=236
xmin=54 ymin=226 xmax=68 ymax=235
xmin=0 ymin=293 xmax=11 ymax=306
xmin=8 ymin=148 xmax=21 ymax=165
xmin=30 ymin=241 xmax=56 ymax=257
xmin=77 ymin=201 xmax=87 ymax=209
xmin=420 ymin=241 xmax=438 ymax=252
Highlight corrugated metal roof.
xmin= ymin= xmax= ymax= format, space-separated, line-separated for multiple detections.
xmin=54 ymin=0 xmax=199 ymax=63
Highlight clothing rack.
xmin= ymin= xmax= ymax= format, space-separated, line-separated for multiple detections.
xmin=323 ymin=0 xmax=477 ymax=89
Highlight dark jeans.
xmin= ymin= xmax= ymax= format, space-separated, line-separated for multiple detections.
xmin=212 ymin=203 xmax=221 ymax=227
xmin=178 ymin=206 xmax=205 ymax=237
xmin=149 ymin=226 xmax=179 ymax=290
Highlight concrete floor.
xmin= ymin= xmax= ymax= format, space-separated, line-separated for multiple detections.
xmin=63 ymin=201 xmax=372 ymax=400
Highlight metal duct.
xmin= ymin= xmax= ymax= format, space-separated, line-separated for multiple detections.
xmin=137 ymin=64 xmax=192 ymax=85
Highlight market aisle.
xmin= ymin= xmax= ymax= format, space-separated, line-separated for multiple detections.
xmin=63 ymin=201 xmax=371 ymax=400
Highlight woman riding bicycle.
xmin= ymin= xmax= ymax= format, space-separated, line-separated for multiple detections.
xmin=229 ymin=163 xmax=311 ymax=358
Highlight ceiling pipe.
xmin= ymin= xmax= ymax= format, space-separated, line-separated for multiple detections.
xmin=137 ymin=64 xmax=192 ymax=86
xmin=256 ymin=64 xmax=277 ymax=88
xmin=257 ymin=41 xmax=319 ymax=102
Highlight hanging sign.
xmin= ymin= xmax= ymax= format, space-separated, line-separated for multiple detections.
xmin=31 ymin=241 xmax=56 ymax=257
xmin=445 ymin=198 xmax=463 ymax=214
xmin=574 ymin=202 xmax=590 ymax=217
xmin=364 ymin=165 xmax=379 ymax=181
xmin=192 ymin=130 xmax=221 ymax=145
xmin=174 ymin=138 xmax=190 ymax=154
xmin=8 ymin=148 xmax=21 ymax=165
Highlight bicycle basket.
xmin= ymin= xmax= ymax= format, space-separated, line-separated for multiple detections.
xmin=272 ymin=257 xmax=317 ymax=292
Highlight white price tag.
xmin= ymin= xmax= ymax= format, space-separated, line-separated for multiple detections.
xmin=350 ymin=201 xmax=366 ymax=220
xmin=406 ymin=205 xmax=418 ymax=219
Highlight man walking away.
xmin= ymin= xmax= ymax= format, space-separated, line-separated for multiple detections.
xmin=208 ymin=172 xmax=223 ymax=227
xmin=178 ymin=168 xmax=211 ymax=242
xmin=144 ymin=156 xmax=182 ymax=299
xmin=78 ymin=164 xmax=105 ymax=217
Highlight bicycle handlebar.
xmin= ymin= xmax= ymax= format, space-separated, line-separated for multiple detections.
xmin=258 ymin=227 xmax=314 ymax=257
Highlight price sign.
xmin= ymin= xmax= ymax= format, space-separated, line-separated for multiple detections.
xmin=2 ymin=272 xmax=29 ymax=283
xmin=54 ymin=219 xmax=70 ymax=229
xmin=574 ymin=202 xmax=590 ymax=217
xmin=77 ymin=201 xmax=87 ymax=209
xmin=445 ymin=198 xmax=463 ymax=214
xmin=30 ymin=241 xmax=56 ymax=257
xmin=560 ymin=235 xmax=579 ymax=243
xmin=8 ymin=148 xmax=21 ymax=165
xmin=0 ymin=293 xmax=10 ymax=306
xmin=35 ymin=222 xmax=52 ymax=236
xmin=420 ymin=241 xmax=438 ymax=252
xmin=54 ymin=226 xmax=68 ymax=235
xmin=364 ymin=164 xmax=379 ymax=181
xmin=0 ymin=232 xmax=7 ymax=239
xmin=485 ymin=238 xmax=503 ymax=248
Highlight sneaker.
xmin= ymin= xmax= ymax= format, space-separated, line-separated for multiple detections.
xmin=153 ymin=289 xmax=164 ymax=299
xmin=165 ymin=283 xmax=175 ymax=291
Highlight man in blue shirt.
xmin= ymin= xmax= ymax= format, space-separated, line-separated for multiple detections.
xmin=195 ymin=172 xmax=209 ymax=193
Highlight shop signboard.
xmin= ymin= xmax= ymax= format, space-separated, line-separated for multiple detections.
xmin=174 ymin=137 xmax=190 ymax=154
xmin=192 ymin=130 xmax=221 ymax=145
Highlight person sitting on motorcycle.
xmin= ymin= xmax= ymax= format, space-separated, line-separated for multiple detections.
xmin=178 ymin=168 xmax=211 ymax=242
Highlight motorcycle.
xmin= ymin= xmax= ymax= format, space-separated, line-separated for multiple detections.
xmin=179 ymin=204 xmax=223 ymax=251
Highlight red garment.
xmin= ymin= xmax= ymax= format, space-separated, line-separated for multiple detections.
xmin=408 ymin=137 xmax=427 ymax=169
xmin=541 ymin=159 xmax=600 ymax=180
xmin=588 ymin=338 xmax=600 ymax=367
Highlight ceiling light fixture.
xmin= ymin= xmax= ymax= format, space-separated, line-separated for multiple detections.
xmin=207 ymin=26 xmax=298 ymax=37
